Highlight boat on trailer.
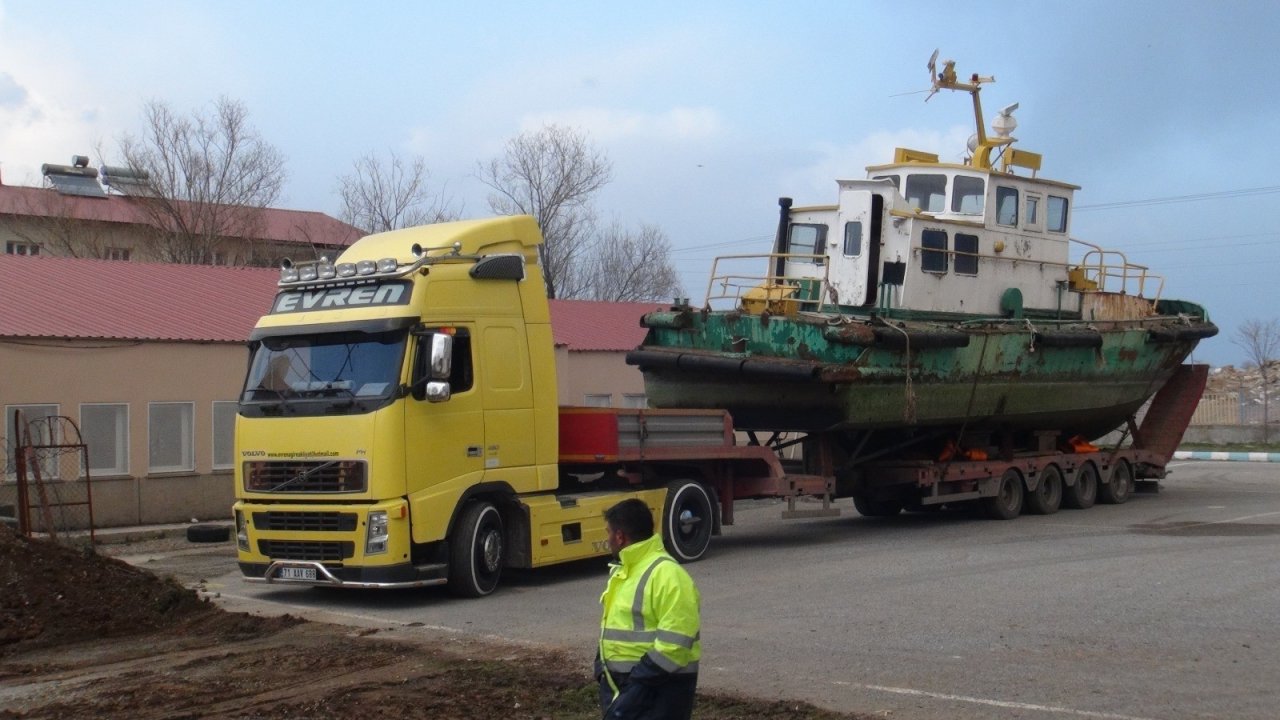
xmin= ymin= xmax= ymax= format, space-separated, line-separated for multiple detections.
xmin=628 ymin=55 xmax=1216 ymax=449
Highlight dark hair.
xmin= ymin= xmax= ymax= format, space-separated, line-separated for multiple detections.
xmin=604 ymin=498 xmax=655 ymax=541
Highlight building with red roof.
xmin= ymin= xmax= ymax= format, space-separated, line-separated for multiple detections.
xmin=0 ymin=254 xmax=661 ymax=528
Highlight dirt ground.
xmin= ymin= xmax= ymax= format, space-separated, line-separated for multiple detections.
xmin=1 ymin=527 xmax=873 ymax=719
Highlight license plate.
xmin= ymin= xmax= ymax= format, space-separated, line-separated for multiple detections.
xmin=279 ymin=566 xmax=317 ymax=581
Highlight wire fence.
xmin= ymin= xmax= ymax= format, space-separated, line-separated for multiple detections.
xmin=1190 ymin=392 xmax=1273 ymax=426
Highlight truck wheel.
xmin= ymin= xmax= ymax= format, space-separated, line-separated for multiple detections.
xmin=1098 ymin=460 xmax=1133 ymax=505
xmin=1025 ymin=465 xmax=1063 ymax=515
xmin=854 ymin=495 xmax=903 ymax=517
xmin=981 ymin=468 xmax=1024 ymax=520
xmin=1063 ymin=461 xmax=1099 ymax=509
xmin=448 ymin=502 xmax=505 ymax=597
xmin=662 ymin=481 xmax=714 ymax=563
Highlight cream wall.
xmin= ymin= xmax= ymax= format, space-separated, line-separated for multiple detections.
xmin=554 ymin=347 xmax=647 ymax=407
xmin=0 ymin=339 xmax=247 ymax=527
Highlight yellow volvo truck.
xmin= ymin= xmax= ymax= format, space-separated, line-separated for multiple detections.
xmin=233 ymin=216 xmax=785 ymax=596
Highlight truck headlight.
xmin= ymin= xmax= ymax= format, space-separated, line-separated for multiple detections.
xmin=366 ymin=510 xmax=389 ymax=555
xmin=235 ymin=510 xmax=249 ymax=551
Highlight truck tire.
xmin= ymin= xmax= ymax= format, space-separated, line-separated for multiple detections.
xmin=854 ymin=495 xmax=904 ymax=517
xmin=1025 ymin=465 xmax=1063 ymax=515
xmin=1098 ymin=460 xmax=1133 ymax=505
xmin=662 ymin=481 xmax=714 ymax=563
xmin=1063 ymin=461 xmax=1099 ymax=509
xmin=447 ymin=502 xmax=505 ymax=597
xmin=981 ymin=468 xmax=1024 ymax=520
xmin=187 ymin=523 xmax=231 ymax=543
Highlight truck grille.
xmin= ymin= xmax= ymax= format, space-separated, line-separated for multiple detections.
xmin=253 ymin=511 xmax=358 ymax=532
xmin=243 ymin=460 xmax=366 ymax=493
xmin=258 ymin=540 xmax=354 ymax=562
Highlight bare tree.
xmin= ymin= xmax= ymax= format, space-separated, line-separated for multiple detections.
xmin=477 ymin=124 xmax=612 ymax=299
xmin=116 ymin=97 xmax=286 ymax=265
xmin=1232 ymin=318 xmax=1280 ymax=442
xmin=582 ymin=223 xmax=683 ymax=302
xmin=337 ymin=151 xmax=459 ymax=233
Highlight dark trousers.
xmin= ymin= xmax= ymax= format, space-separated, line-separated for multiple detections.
xmin=598 ymin=671 xmax=698 ymax=720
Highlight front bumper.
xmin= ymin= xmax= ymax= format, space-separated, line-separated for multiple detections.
xmin=239 ymin=559 xmax=447 ymax=589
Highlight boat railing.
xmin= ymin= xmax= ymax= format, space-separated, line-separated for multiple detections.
xmin=704 ymin=253 xmax=832 ymax=311
xmin=1071 ymin=239 xmax=1164 ymax=300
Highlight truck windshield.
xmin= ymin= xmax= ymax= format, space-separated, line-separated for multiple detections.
xmin=240 ymin=329 xmax=407 ymax=416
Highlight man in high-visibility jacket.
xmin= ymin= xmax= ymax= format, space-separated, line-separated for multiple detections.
xmin=596 ymin=498 xmax=701 ymax=720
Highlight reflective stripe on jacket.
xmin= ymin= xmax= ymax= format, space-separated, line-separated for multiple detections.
xmin=599 ymin=533 xmax=701 ymax=678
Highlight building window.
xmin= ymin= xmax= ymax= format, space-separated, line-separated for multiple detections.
xmin=583 ymin=394 xmax=612 ymax=408
xmin=5 ymin=404 xmax=59 ymax=480
xmin=951 ymin=176 xmax=986 ymax=214
xmin=80 ymin=404 xmax=129 ymax=476
xmin=622 ymin=394 xmax=648 ymax=409
xmin=954 ymin=234 xmax=980 ymax=276
xmin=5 ymin=241 xmax=40 ymax=256
xmin=1048 ymin=195 xmax=1070 ymax=233
xmin=148 ymin=402 xmax=194 ymax=474
xmin=904 ymin=174 xmax=947 ymax=213
xmin=920 ymin=230 xmax=948 ymax=273
xmin=212 ymin=401 xmax=237 ymax=470
xmin=105 ymin=247 xmax=131 ymax=261
xmin=996 ymin=187 xmax=1019 ymax=226
xmin=843 ymin=221 xmax=863 ymax=257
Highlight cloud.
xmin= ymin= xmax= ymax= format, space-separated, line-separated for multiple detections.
xmin=0 ymin=72 xmax=26 ymax=108
xmin=780 ymin=126 xmax=973 ymax=199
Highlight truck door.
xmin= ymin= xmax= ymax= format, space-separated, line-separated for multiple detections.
xmin=404 ymin=326 xmax=485 ymax=499
xmin=477 ymin=319 xmax=538 ymax=492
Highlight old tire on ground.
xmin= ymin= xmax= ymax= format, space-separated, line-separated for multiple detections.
xmin=1063 ymin=461 xmax=1099 ymax=509
xmin=854 ymin=495 xmax=904 ymax=517
xmin=662 ymin=481 xmax=714 ymax=563
xmin=1025 ymin=465 xmax=1063 ymax=515
xmin=448 ymin=502 xmax=505 ymax=597
xmin=981 ymin=468 xmax=1024 ymax=520
xmin=1098 ymin=460 xmax=1133 ymax=505
xmin=186 ymin=524 xmax=231 ymax=543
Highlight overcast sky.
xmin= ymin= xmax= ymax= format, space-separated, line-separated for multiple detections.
xmin=1 ymin=0 xmax=1276 ymax=366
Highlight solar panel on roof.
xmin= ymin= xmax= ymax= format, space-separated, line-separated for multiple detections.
xmin=47 ymin=173 xmax=108 ymax=198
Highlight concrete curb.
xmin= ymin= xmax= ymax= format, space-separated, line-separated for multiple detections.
xmin=1172 ymin=451 xmax=1280 ymax=463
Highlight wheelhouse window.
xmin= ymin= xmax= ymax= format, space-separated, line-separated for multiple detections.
xmin=1025 ymin=195 xmax=1041 ymax=230
xmin=905 ymin=174 xmax=947 ymax=213
xmin=920 ymin=230 xmax=948 ymax=273
xmin=1048 ymin=195 xmax=1070 ymax=233
xmin=954 ymin=234 xmax=979 ymax=275
xmin=786 ymin=224 xmax=827 ymax=265
xmin=843 ymin=221 xmax=863 ymax=256
xmin=241 ymin=329 xmax=408 ymax=417
xmin=996 ymin=187 xmax=1019 ymax=226
xmin=951 ymin=176 xmax=986 ymax=214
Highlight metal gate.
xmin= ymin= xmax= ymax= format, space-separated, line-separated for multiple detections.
xmin=12 ymin=410 xmax=96 ymax=545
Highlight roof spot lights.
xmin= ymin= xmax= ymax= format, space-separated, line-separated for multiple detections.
xmin=376 ymin=257 xmax=398 ymax=273
xmin=318 ymin=262 xmax=336 ymax=279
xmin=356 ymin=260 xmax=378 ymax=275
xmin=299 ymin=265 xmax=318 ymax=282
xmin=336 ymin=263 xmax=357 ymax=277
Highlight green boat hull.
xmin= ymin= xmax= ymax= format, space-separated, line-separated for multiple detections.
xmin=629 ymin=306 xmax=1215 ymax=440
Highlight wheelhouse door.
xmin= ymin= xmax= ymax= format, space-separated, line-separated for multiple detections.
xmin=830 ymin=188 xmax=875 ymax=308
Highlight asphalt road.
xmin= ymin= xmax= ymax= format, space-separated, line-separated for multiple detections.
xmin=138 ymin=461 xmax=1280 ymax=720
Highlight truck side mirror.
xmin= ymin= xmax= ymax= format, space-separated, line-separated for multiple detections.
xmin=425 ymin=380 xmax=452 ymax=403
xmin=429 ymin=333 xmax=453 ymax=380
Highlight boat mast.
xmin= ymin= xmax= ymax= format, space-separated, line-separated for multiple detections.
xmin=926 ymin=52 xmax=1010 ymax=171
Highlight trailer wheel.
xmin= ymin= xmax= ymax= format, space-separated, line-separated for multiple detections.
xmin=1098 ymin=460 xmax=1133 ymax=505
xmin=1025 ymin=465 xmax=1063 ymax=515
xmin=854 ymin=495 xmax=904 ymax=517
xmin=1063 ymin=461 xmax=1099 ymax=509
xmin=662 ymin=481 xmax=714 ymax=563
xmin=447 ymin=502 xmax=505 ymax=597
xmin=981 ymin=468 xmax=1024 ymax=520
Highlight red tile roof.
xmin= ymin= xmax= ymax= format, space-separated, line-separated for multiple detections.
xmin=0 ymin=254 xmax=666 ymax=347
xmin=0 ymin=184 xmax=361 ymax=248
xmin=549 ymin=299 xmax=665 ymax=351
